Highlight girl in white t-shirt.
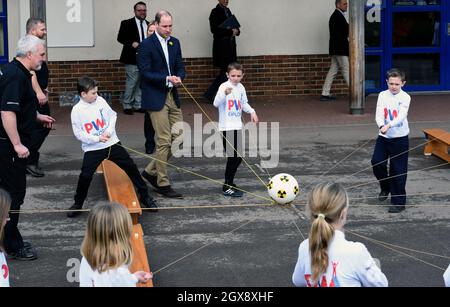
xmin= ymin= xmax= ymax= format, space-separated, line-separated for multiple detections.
xmin=79 ymin=203 xmax=152 ymax=287
xmin=292 ymin=182 xmax=388 ymax=287
xmin=0 ymin=189 xmax=11 ymax=287
xmin=213 ymin=62 xmax=259 ymax=197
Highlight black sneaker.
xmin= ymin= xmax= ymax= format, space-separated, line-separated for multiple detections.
xmin=155 ymin=186 xmax=183 ymax=199
xmin=388 ymin=204 xmax=405 ymax=214
xmin=26 ymin=164 xmax=45 ymax=177
xmin=140 ymin=195 xmax=158 ymax=212
xmin=67 ymin=204 xmax=83 ymax=218
xmin=222 ymin=184 xmax=244 ymax=198
xmin=141 ymin=171 xmax=159 ymax=189
xmin=8 ymin=246 xmax=38 ymax=261
xmin=320 ymin=95 xmax=337 ymax=101
xmin=378 ymin=191 xmax=390 ymax=202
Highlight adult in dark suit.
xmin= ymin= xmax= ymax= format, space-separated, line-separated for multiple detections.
xmin=320 ymin=0 xmax=349 ymax=101
xmin=203 ymin=0 xmax=240 ymax=103
xmin=117 ymin=2 xmax=149 ymax=114
xmin=137 ymin=10 xmax=185 ymax=199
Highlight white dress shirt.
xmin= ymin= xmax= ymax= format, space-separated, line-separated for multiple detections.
xmin=134 ymin=17 xmax=148 ymax=42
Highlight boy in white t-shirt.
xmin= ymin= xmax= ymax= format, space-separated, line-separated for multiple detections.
xmin=371 ymin=69 xmax=411 ymax=214
xmin=213 ymin=63 xmax=259 ymax=197
xmin=67 ymin=76 xmax=157 ymax=217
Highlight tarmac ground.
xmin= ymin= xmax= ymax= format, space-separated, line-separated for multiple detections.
xmin=6 ymin=93 xmax=450 ymax=287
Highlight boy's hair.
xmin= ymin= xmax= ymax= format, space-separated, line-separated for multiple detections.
xmin=134 ymin=1 xmax=146 ymax=10
xmin=81 ymin=203 xmax=133 ymax=273
xmin=0 ymin=189 xmax=11 ymax=253
xmin=26 ymin=17 xmax=45 ymax=34
xmin=227 ymin=62 xmax=243 ymax=73
xmin=307 ymin=182 xmax=348 ymax=286
xmin=386 ymin=68 xmax=406 ymax=82
xmin=77 ymin=76 xmax=99 ymax=95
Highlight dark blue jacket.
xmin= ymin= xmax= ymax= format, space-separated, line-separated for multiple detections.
xmin=137 ymin=34 xmax=185 ymax=111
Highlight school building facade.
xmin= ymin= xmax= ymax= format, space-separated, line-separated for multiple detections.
xmin=2 ymin=0 xmax=450 ymax=103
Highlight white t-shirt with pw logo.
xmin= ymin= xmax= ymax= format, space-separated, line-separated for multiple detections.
xmin=213 ymin=81 xmax=255 ymax=132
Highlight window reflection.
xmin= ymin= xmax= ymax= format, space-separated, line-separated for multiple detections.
xmin=393 ymin=12 xmax=440 ymax=47
xmin=366 ymin=56 xmax=381 ymax=89
xmin=393 ymin=54 xmax=440 ymax=85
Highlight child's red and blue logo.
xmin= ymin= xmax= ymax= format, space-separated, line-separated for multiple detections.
xmin=84 ymin=109 xmax=107 ymax=136
xmin=227 ymin=99 xmax=242 ymax=117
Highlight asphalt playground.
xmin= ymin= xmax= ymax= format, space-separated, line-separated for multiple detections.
xmin=6 ymin=93 xmax=450 ymax=287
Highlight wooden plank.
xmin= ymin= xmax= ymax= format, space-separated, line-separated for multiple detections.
xmin=130 ymin=224 xmax=153 ymax=287
xmin=101 ymin=160 xmax=142 ymax=222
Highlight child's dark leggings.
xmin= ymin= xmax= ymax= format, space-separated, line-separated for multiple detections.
xmin=223 ymin=130 xmax=243 ymax=185
xmin=74 ymin=143 xmax=149 ymax=206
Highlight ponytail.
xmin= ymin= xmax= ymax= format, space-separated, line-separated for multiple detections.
xmin=307 ymin=183 xmax=348 ymax=285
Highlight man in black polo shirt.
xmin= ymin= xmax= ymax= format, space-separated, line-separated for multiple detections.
xmin=0 ymin=35 xmax=55 ymax=261
xmin=26 ymin=18 xmax=51 ymax=178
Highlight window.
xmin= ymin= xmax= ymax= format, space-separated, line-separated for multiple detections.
xmin=0 ymin=0 xmax=7 ymax=66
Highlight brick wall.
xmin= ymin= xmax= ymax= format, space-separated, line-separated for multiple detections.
xmin=47 ymin=55 xmax=348 ymax=104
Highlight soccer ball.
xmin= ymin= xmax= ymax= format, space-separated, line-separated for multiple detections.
xmin=267 ymin=173 xmax=300 ymax=205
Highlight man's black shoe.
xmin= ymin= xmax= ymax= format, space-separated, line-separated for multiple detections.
xmin=145 ymin=147 xmax=155 ymax=155
xmin=123 ymin=109 xmax=134 ymax=115
xmin=26 ymin=164 xmax=45 ymax=177
xmin=140 ymin=195 xmax=158 ymax=212
xmin=67 ymin=204 xmax=83 ymax=218
xmin=320 ymin=95 xmax=337 ymax=101
xmin=9 ymin=246 xmax=38 ymax=261
xmin=141 ymin=171 xmax=159 ymax=189
xmin=378 ymin=191 xmax=390 ymax=202
xmin=388 ymin=204 xmax=405 ymax=214
xmin=156 ymin=186 xmax=183 ymax=199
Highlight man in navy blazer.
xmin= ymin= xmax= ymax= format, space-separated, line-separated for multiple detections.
xmin=320 ymin=0 xmax=349 ymax=101
xmin=138 ymin=10 xmax=185 ymax=199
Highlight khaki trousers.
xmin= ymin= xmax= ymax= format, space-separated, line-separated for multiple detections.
xmin=145 ymin=93 xmax=183 ymax=187
xmin=321 ymin=55 xmax=349 ymax=96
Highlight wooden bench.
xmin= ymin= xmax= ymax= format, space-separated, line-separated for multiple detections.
xmin=99 ymin=160 xmax=153 ymax=287
xmin=423 ymin=128 xmax=450 ymax=163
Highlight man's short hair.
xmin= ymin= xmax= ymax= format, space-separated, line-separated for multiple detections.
xmin=155 ymin=10 xmax=172 ymax=23
xmin=77 ymin=76 xmax=99 ymax=95
xmin=134 ymin=1 xmax=146 ymax=10
xmin=16 ymin=35 xmax=46 ymax=58
xmin=26 ymin=17 xmax=45 ymax=34
xmin=335 ymin=0 xmax=345 ymax=6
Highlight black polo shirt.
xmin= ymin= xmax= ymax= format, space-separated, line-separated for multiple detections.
xmin=36 ymin=61 xmax=49 ymax=90
xmin=0 ymin=59 xmax=37 ymax=142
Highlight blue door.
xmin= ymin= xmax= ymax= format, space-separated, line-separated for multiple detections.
xmin=365 ymin=0 xmax=448 ymax=93
xmin=0 ymin=0 xmax=7 ymax=66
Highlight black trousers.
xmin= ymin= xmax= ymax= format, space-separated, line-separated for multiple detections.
xmin=371 ymin=136 xmax=409 ymax=205
xmin=28 ymin=103 xmax=51 ymax=166
xmin=222 ymin=130 xmax=243 ymax=185
xmin=204 ymin=68 xmax=228 ymax=102
xmin=74 ymin=143 xmax=149 ymax=206
xmin=144 ymin=112 xmax=155 ymax=154
xmin=0 ymin=139 xmax=27 ymax=253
